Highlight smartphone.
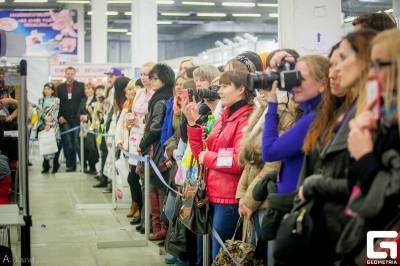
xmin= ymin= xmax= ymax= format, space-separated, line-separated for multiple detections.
xmin=366 ymin=79 xmax=381 ymax=119
xmin=182 ymin=89 xmax=189 ymax=103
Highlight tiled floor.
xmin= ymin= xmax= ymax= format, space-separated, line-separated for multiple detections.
xmin=9 ymin=150 xmax=166 ymax=266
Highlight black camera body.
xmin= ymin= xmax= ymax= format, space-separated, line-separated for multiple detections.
xmin=188 ymin=85 xmax=220 ymax=101
xmin=248 ymin=61 xmax=302 ymax=92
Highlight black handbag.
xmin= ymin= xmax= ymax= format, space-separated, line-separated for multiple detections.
xmin=274 ymin=199 xmax=316 ymax=261
xmin=179 ymin=156 xmax=211 ymax=235
xmin=165 ymin=196 xmax=188 ymax=261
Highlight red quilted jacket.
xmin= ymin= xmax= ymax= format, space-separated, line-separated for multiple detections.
xmin=187 ymin=105 xmax=254 ymax=204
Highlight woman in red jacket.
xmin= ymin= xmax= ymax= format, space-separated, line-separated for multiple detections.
xmin=183 ymin=70 xmax=255 ymax=260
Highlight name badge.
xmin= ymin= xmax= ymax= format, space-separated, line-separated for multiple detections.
xmin=68 ymin=93 xmax=72 ymax=100
xmin=216 ymin=148 xmax=233 ymax=168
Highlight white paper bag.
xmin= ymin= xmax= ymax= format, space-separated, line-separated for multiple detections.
xmin=115 ymin=154 xmax=131 ymax=203
xmin=38 ymin=128 xmax=58 ymax=156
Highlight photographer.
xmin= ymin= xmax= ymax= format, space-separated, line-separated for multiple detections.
xmin=184 ymin=70 xmax=254 ymax=261
xmin=291 ymin=30 xmax=377 ymax=265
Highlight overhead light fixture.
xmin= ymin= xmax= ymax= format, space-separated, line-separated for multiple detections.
xmin=124 ymin=11 xmax=132 ymax=15
xmin=182 ymin=1 xmax=215 ymax=6
xmin=88 ymin=11 xmax=119 ymax=15
xmin=126 ymin=32 xmax=132 ymax=35
xmin=157 ymin=21 xmax=173 ymax=24
xmin=197 ymin=13 xmax=226 ymax=17
xmin=257 ymin=3 xmax=278 ymax=7
xmin=344 ymin=16 xmax=356 ymax=23
xmin=222 ymin=2 xmax=255 ymax=7
xmin=108 ymin=0 xmax=131 ymax=3
xmin=384 ymin=8 xmax=394 ymax=13
xmin=14 ymin=0 xmax=48 ymax=2
xmin=107 ymin=28 xmax=128 ymax=33
xmin=269 ymin=13 xmax=279 ymax=18
xmin=157 ymin=0 xmax=175 ymax=4
xmin=232 ymin=13 xmax=261 ymax=17
xmin=161 ymin=12 xmax=191 ymax=16
xmin=57 ymin=0 xmax=89 ymax=3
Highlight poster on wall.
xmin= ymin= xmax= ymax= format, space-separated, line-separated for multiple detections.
xmin=0 ymin=10 xmax=78 ymax=64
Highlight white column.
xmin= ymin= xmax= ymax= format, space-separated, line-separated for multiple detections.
xmin=131 ymin=0 xmax=157 ymax=74
xmin=91 ymin=0 xmax=107 ymax=63
xmin=393 ymin=0 xmax=400 ymax=28
xmin=278 ymin=0 xmax=342 ymax=55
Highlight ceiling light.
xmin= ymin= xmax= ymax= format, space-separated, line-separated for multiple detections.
xmin=126 ymin=32 xmax=132 ymax=35
xmin=182 ymin=1 xmax=215 ymax=6
xmin=161 ymin=12 xmax=191 ymax=16
xmin=232 ymin=13 xmax=261 ymax=17
xmin=257 ymin=3 xmax=278 ymax=7
xmin=107 ymin=28 xmax=128 ymax=33
xmin=269 ymin=13 xmax=279 ymax=18
xmin=157 ymin=21 xmax=173 ymax=24
xmin=157 ymin=0 xmax=175 ymax=4
xmin=384 ymin=8 xmax=394 ymax=13
xmin=57 ymin=0 xmax=89 ymax=3
xmin=124 ymin=11 xmax=132 ymax=15
xmin=344 ymin=16 xmax=356 ymax=23
xmin=108 ymin=0 xmax=131 ymax=3
xmin=14 ymin=0 xmax=48 ymax=2
xmin=221 ymin=2 xmax=255 ymax=7
xmin=87 ymin=11 xmax=119 ymax=15
xmin=197 ymin=13 xmax=226 ymax=17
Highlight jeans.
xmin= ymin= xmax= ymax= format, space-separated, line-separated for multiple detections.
xmin=60 ymin=121 xmax=81 ymax=169
xmin=211 ymin=203 xmax=239 ymax=260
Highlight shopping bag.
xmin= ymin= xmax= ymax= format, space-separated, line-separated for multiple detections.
xmin=38 ymin=128 xmax=58 ymax=156
xmin=103 ymin=151 xmax=115 ymax=178
xmin=115 ymin=154 xmax=131 ymax=203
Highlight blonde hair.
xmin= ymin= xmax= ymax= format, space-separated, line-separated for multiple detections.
xmin=142 ymin=61 xmax=156 ymax=69
xmin=193 ymin=65 xmax=220 ymax=84
xmin=125 ymin=80 xmax=137 ymax=100
xmin=298 ymin=55 xmax=330 ymax=88
xmin=370 ymin=29 xmax=400 ymax=127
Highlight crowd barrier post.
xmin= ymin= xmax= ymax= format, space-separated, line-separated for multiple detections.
xmin=110 ymin=136 xmax=117 ymax=210
xmin=203 ymin=235 xmax=210 ymax=266
xmin=80 ymin=127 xmax=84 ymax=173
xmin=144 ymin=155 xmax=150 ymax=241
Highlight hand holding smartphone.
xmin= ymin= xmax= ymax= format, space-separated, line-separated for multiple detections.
xmin=366 ymin=79 xmax=381 ymax=119
xmin=182 ymin=89 xmax=189 ymax=103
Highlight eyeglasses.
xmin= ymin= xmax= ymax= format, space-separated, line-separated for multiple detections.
xmin=368 ymin=61 xmax=394 ymax=71
xmin=149 ymin=76 xmax=159 ymax=81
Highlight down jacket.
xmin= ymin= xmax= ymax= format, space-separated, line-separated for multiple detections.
xmin=188 ymin=103 xmax=254 ymax=204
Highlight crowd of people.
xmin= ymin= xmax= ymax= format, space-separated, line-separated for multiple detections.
xmin=12 ymin=11 xmax=400 ymax=266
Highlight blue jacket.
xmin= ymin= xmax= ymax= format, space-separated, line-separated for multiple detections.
xmin=160 ymin=96 xmax=175 ymax=146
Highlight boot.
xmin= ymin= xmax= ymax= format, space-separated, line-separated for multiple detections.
xmin=93 ymin=176 xmax=108 ymax=188
xmin=127 ymin=202 xmax=137 ymax=218
xmin=150 ymin=191 xmax=167 ymax=241
xmin=42 ymin=159 xmax=50 ymax=174
xmin=149 ymin=191 xmax=161 ymax=240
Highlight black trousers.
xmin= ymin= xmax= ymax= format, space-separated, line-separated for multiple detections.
xmin=99 ymin=137 xmax=108 ymax=177
xmin=83 ymin=134 xmax=99 ymax=171
xmin=127 ymin=165 xmax=142 ymax=208
xmin=43 ymin=141 xmax=61 ymax=170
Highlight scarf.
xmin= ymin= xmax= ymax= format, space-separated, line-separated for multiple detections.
xmin=381 ymin=92 xmax=398 ymax=127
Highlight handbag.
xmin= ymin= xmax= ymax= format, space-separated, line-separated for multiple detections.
xmin=162 ymin=189 xmax=177 ymax=223
xmin=213 ymin=217 xmax=263 ymax=266
xmin=274 ymin=199 xmax=316 ymax=262
xmin=38 ymin=128 xmax=58 ymax=156
xmin=165 ymin=195 xmax=188 ymax=261
xmin=179 ymin=155 xmax=211 ymax=235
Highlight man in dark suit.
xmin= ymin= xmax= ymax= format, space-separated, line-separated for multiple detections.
xmin=57 ymin=66 xmax=85 ymax=172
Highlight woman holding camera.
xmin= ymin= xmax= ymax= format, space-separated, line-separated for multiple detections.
xmin=338 ymin=29 xmax=400 ymax=265
xmin=184 ymin=70 xmax=254 ymax=260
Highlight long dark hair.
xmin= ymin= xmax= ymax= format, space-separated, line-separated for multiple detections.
xmin=114 ymin=76 xmax=130 ymax=112
xmin=148 ymin=64 xmax=175 ymax=109
xmin=42 ymin=82 xmax=56 ymax=97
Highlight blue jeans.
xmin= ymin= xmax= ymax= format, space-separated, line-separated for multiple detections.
xmin=211 ymin=203 xmax=239 ymax=260
xmin=60 ymin=121 xmax=80 ymax=169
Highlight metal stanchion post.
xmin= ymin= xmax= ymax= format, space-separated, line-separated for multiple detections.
xmin=144 ymin=156 xmax=150 ymax=241
xmin=80 ymin=127 xmax=84 ymax=173
xmin=111 ymin=137 xmax=117 ymax=209
xmin=203 ymin=234 xmax=210 ymax=266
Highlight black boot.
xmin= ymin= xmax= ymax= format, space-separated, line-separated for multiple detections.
xmin=52 ymin=161 xmax=60 ymax=174
xmin=42 ymin=159 xmax=50 ymax=174
xmin=93 ymin=176 xmax=108 ymax=188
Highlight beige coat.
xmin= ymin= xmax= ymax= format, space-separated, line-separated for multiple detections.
xmin=236 ymin=96 xmax=298 ymax=211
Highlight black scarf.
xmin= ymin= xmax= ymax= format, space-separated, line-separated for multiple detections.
xmin=148 ymin=86 xmax=173 ymax=112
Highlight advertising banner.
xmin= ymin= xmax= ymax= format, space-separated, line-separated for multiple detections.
xmin=0 ymin=10 xmax=78 ymax=64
